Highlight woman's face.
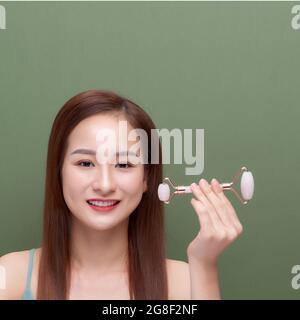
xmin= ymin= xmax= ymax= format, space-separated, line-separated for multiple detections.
xmin=61 ymin=113 xmax=147 ymax=231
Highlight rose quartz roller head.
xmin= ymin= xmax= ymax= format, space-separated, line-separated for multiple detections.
xmin=158 ymin=166 xmax=254 ymax=205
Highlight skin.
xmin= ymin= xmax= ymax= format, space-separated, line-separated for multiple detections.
xmin=0 ymin=113 xmax=243 ymax=300
xmin=187 ymin=178 xmax=243 ymax=299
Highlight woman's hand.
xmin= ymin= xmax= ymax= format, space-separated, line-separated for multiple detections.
xmin=187 ymin=178 xmax=243 ymax=265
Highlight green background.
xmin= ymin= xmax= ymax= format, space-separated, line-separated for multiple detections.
xmin=0 ymin=1 xmax=299 ymax=299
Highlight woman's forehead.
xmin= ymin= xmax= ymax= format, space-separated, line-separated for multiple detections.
xmin=67 ymin=114 xmax=144 ymax=153
xmin=69 ymin=115 xmax=134 ymax=141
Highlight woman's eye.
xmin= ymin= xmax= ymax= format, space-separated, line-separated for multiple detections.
xmin=77 ymin=161 xmax=131 ymax=169
xmin=116 ymin=163 xmax=131 ymax=169
xmin=78 ymin=161 xmax=94 ymax=168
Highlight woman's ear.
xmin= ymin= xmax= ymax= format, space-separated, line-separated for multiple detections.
xmin=143 ymin=179 xmax=148 ymax=193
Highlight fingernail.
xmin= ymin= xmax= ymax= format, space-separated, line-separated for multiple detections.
xmin=212 ymin=178 xmax=222 ymax=193
xmin=200 ymin=179 xmax=208 ymax=188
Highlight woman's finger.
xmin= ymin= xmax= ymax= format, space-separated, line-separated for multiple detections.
xmin=191 ymin=182 xmax=224 ymax=230
xmin=190 ymin=196 xmax=214 ymax=232
xmin=209 ymin=178 xmax=237 ymax=228
xmin=210 ymin=178 xmax=243 ymax=234
xmin=198 ymin=178 xmax=232 ymax=228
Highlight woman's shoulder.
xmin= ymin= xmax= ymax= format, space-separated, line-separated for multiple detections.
xmin=166 ymin=258 xmax=191 ymax=300
xmin=0 ymin=248 xmax=41 ymax=299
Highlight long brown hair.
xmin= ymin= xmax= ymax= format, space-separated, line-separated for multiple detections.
xmin=37 ymin=90 xmax=168 ymax=299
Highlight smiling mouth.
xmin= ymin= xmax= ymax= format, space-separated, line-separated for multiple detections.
xmin=86 ymin=200 xmax=121 ymax=208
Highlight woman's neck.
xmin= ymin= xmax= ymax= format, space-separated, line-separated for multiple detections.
xmin=69 ymin=217 xmax=129 ymax=275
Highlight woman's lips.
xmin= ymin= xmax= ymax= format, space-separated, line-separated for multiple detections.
xmin=86 ymin=200 xmax=121 ymax=212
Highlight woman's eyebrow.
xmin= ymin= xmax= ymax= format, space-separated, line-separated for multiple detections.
xmin=70 ymin=148 xmax=96 ymax=156
xmin=70 ymin=148 xmax=137 ymax=157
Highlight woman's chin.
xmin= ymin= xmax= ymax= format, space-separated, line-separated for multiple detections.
xmin=80 ymin=214 xmax=129 ymax=232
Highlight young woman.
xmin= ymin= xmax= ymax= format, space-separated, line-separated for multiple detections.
xmin=0 ymin=90 xmax=243 ymax=300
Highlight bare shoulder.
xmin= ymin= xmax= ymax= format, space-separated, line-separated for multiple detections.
xmin=0 ymin=248 xmax=40 ymax=300
xmin=166 ymin=258 xmax=191 ymax=300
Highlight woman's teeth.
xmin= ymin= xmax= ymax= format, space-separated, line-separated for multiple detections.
xmin=87 ymin=200 xmax=119 ymax=207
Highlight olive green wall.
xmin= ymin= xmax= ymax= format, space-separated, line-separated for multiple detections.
xmin=0 ymin=1 xmax=299 ymax=299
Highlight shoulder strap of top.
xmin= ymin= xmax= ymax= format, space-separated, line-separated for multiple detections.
xmin=25 ymin=248 xmax=35 ymax=292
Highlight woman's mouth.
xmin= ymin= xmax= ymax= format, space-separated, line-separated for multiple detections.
xmin=86 ymin=200 xmax=121 ymax=212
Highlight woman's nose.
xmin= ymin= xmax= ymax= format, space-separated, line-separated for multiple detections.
xmin=92 ymin=166 xmax=116 ymax=194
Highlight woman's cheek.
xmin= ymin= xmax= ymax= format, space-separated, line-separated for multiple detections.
xmin=116 ymin=171 xmax=144 ymax=195
xmin=62 ymin=165 xmax=88 ymax=201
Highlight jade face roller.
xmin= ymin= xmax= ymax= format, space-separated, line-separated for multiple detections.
xmin=158 ymin=166 xmax=254 ymax=205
